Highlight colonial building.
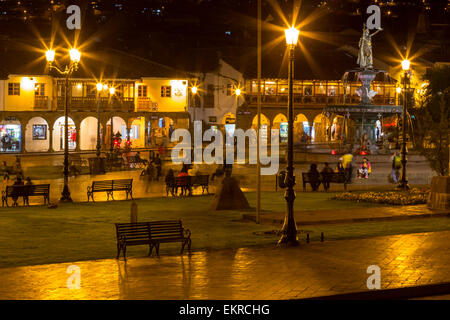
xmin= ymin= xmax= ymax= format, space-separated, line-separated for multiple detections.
xmin=0 ymin=50 xmax=194 ymax=153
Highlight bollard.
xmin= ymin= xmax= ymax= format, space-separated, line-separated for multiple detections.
xmin=306 ymin=233 xmax=310 ymax=243
xmin=320 ymin=232 xmax=324 ymax=242
xmin=130 ymin=200 xmax=138 ymax=223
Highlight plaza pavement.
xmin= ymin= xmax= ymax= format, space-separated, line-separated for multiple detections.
xmin=243 ymin=204 xmax=450 ymax=226
xmin=1 ymin=230 xmax=450 ymax=300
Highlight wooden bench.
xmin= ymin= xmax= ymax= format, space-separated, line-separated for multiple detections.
xmin=167 ymin=175 xmax=210 ymax=197
xmin=148 ymin=220 xmax=191 ymax=256
xmin=2 ymin=184 xmax=50 ymax=207
xmin=87 ymin=179 xmax=133 ymax=202
xmin=127 ymin=155 xmax=148 ymax=169
xmin=302 ymin=172 xmax=347 ymax=191
xmin=115 ymin=220 xmax=191 ymax=259
xmin=69 ymin=154 xmax=87 ymax=176
xmin=115 ymin=222 xmax=151 ymax=259
xmin=190 ymin=175 xmax=209 ymax=194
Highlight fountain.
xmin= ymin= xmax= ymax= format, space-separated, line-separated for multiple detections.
xmin=324 ymin=25 xmax=402 ymax=154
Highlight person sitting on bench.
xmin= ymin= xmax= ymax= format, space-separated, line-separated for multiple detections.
xmin=320 ymin=162 xmax=334 ymax=191
xmin=307 ymin=163 xmax=321 ymax=191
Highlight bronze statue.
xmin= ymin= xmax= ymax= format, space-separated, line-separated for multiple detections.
xmin=357 ymin=24 xmax=382 ymax=69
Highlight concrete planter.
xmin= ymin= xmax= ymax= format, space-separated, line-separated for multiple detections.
xmin=427 ymin=176 xmax=450 ymax=210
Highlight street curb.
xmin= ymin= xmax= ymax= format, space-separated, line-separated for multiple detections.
xmin=301 ymin=282 xmax=450 ymax=300
xmin=242 ymin=212 xmax=450 ymax=226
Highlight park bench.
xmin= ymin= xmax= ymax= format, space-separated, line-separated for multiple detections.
xmin=127 ymin=155 xmax=148 ymax=169
xmin=2 ymin=184 xmax=50 ymax=207
xmin=190 ymin=175 xmax=209 ymax=194
xmin=148 ymin=220 xmax=191 ymax=256
xmin=114 ymin=220 xmax=191 ymax=259
xmin=87 ymin=179 xmax=133 ymax=202
xmin=166 ymin=174 xmax=210 ymax=197
xmin=302 ymin=172 xmax=347 ymax=191
xmin=69 ymin=154 xmax=87 ymax=176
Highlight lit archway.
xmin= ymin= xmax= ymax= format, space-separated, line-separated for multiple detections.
xmin=25 ymin=117 xmax=49 ymax=152
xmin=294 ymin=113 xmax=308 ymax=143
xmin=106 ymin=116 xmax=126 ymax=148
xmin=52 ymin=116 xmax=76 ymax=151
xmin=80 ymin=116 xmax=101 ymax=150
xmin=313 ymin=114 xmax=331 ymax=143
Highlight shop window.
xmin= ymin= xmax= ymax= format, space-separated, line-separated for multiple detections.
xmin=35 ymin=83 xmax=45 ymax=96
xmin=8 ymin=83 xmax=20 ymax=96
xmin=32 ymin=124 xmax=47 ymax=140
xmin=161 ymin=86 xmax=171 ymax=97
xmin=0 ymin=124 xmax=21 ymax=152
xmin=138 ymin=85 xmax=147 ymax=97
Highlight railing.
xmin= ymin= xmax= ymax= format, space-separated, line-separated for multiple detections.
xmin=136 ymin=97 xmax=158 ymax=111
xmin=245 ymin=94 xmax=395 ymax=105
xmin=34 ymin=96 xmax=49 ymax=110
xmin=57 ymin=97 xmax=135 ymax=112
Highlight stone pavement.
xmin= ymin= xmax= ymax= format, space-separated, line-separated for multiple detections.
xmin=243 ymin=205 xmax=450 ymax=226
xmin=1 ymin=230 xmax=450 ymax=300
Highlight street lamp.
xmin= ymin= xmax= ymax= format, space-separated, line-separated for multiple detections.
xmin=109 ymin=87 xmax=116 ymax=153
xmin=45 ymin=47 xmax=81 ymax=203
xmin=278 ymin=27 xmax=299 ymax=246
xmin=96 ymin=82 xmax=108 ymax=158
xmin=398 ymin=59 xmax=410 ymax=190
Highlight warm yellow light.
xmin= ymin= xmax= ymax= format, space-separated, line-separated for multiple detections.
xmin=401 ymin=59 xmax=410 ymax=71
xmin=285 ymin=27 xmax=300 ymax=46
xmin=396 ymin=87 xmax=402 ymax=93
xmin=103 ymin=84 xmax=108 ymax=91
xmin=45 ymin=49 xmax=55 ymax=62
xmin=96 ymin=83 xmax=103 ymax=92
xmin=21 ymin=77 xmax=36 ymax=91
xmin=69 ymin=48 xmax=81 ymax=63
xmin=76 ymin=83 xmax=82 ymax=90
xmin=235 ymin=88 xmax=241 ymax=96
xmin=191 ymin=86 xmax=198 ymax=94
xmin=109 ymin=87 xmax=115 ymax=95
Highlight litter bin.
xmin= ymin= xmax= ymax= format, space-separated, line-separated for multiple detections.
xmin=88 ymin=157 xmax=106 ymax=175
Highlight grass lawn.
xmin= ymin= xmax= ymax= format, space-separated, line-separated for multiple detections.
xmin=1 ymin=191 xmax=449 ymax=268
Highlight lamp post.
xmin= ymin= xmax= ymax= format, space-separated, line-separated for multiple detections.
xmin=109 ymin=87 xmax=115 ymax=153
xmin=45 ymin=47 xmax=81 ymax=202
xmin=96 ymin=82 xmax=108 ymax=158
xmin=399 ymin=59 xmax=410 ymax=190
xmin=278 ymin=27 xmax=300 ymax=246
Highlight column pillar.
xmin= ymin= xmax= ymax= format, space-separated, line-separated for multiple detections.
xmin=20 ymin=120 xmax=26 ymax=154
xmin=75 ymin=121 xmax=81 ymax=152
xmin=48 ymin=119 xmax=54 ymax=152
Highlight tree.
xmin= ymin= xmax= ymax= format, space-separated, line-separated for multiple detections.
xmin=413 ymin=65 xmax=449 ymax=176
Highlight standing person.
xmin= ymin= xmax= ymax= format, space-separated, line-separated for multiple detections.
xmin=342 ymin=151 xmax=354 ymax=183
xmin=1 ymin=161 xmax=10 ymax=182
xmin=152 ymin=153 xmax=162 ymax=181
xmin=144 ymin=162 xmax=155 ymax=193
xmin=321 ymin=162 xmax=334 ymax=191
xmin=391 ymin=151 xmax=402 ymax=183
xmin=165 ymin=169 xmax=176 ymax=196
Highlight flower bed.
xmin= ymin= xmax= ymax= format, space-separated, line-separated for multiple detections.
xmin=332 ymin=188 xmax=430 ymax=205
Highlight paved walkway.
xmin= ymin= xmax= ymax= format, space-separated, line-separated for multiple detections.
xmin=243 ymin=205 xmax=450 ymax=226
xmin=1 ymin=231 xmax=450 ymax=299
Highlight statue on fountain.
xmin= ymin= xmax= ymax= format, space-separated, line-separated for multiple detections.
xmin=357 ymin=24 xmax=382 ymax=70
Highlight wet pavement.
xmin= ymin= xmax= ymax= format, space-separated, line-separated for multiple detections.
xmin=244 ymin=205 xmax=450 ymax=226
xmin=1 ymin=230 xmax=449 ymax=300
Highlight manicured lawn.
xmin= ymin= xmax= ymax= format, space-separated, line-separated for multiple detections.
xmin=1 ymin=191 xmax=449 ymax=268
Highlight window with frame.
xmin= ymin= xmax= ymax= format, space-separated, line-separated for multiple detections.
xmin=226 ymin=83 xmax=232 ymax=96
xmin=35 ymin=83 xmax=45 ymax=96
xmin=8 ymin=83 xmax=20 ymax=96
xmin=138 ymin=85 xmax=147 ymax=97
xmin=161 ymin=85 xmax=171 ymax=97
xmin=86 ymin=84 xmax=96 ymax=97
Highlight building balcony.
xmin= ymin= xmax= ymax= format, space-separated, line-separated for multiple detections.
xmin=244 ymin=94 xmax=395 ymax=106
xmin=34 ymin=96 xmax=49 ymax=110
xmin=56 ymin=96 xmax=135 ymax=112
xmin=136 ymin=97 xmax=158 ymax=112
